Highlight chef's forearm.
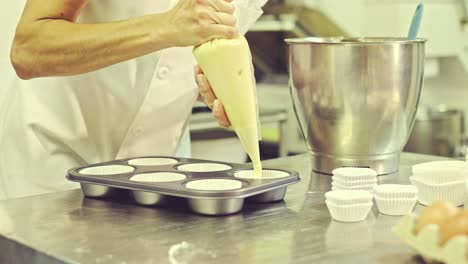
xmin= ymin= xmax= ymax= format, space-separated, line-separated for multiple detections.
xmin=11 ymin=14 xmax=173 ymax=80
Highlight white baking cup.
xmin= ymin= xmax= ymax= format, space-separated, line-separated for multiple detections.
xmin=410 ymin=176 xmax=467 ymax=206
xmin=185 ymin=179 xmax=242 ymax=191
xmin=177 ymin=163 xmax=232 ymax=172
xmin=331 ymin=186 xmax=375 ymax=193
xmin=374 ymin=197 xmax=417 ymax=216
xmin=79 ymin=165 xmax=135 ymax=175
xmin=234 ymin=169 xmax=289 ymax=179
xmin=332 ymin=176 xmax=377 ymax=186
xmin=373 ymin=184 xmax=418 ymax=199
xmin=128 ymin=158 xmax=178 ymax=166
xmin=331 ymin=181 xmax=377 ymax=191
xmin=332 ymin=167 xmax=378 ymax=181
xmin=325 ymin=200 xmax=373 ymax=222
xmin=412 ymin=160 xmax=468 ymax=184
xmin=130 ymin=172 xmax=186 ymax=183
xmin=325 ymin=190 xmax=373 ymax=205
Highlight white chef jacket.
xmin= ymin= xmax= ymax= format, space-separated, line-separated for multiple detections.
xmin=0 ymin=0 xmax=266 ymax=200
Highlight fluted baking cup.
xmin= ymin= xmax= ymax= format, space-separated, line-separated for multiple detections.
xmin=373 ymin=184 xmax=418 ymax=199
xmin=375 ymin=196 xmax=417 ymax=216
xmin=234 ymin=169 xmax=289 ymax=179
xmin=128 ymin=158 xmax=178 ymax=166
xmin=79 ymin=165 xmax=135 ymax=175
xmin=325 ymin=200 xmax=373 ymax=222
xmin=331 ymin=181 xmax=377 ymax=192
xmin=185 ymin=179 xmax=243 ymax=191
xmin=410 ymin=176 xmax=467 ymax=206
xmin=325 ymin=190 xmax=373 ymax=205
xmin=130 ymin=172 xmax=187 ymax=183
xmin=332 ymin=167 xmax=377 ymax=181
xmin=177 ymin=163 xmax=232 ymax=172
xmin=331 ymin=186 xmax=376 ymax=193
xmin=332 ymin=176 xmax=377 ymax=188
xmin=412 ymin=161 xmax=468 ymax=184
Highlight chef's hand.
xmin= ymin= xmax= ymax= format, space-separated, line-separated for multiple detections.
xmin=195 ymin=65 xmax=231 ymax=128
xmin=165 ymin=0 xmax=238 ymax=47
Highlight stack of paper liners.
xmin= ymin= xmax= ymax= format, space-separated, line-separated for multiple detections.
xmin=193 ymin=36 xmax=262 ymax=177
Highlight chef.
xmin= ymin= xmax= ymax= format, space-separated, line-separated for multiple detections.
xmin=0 ymin=0 xmax=264 ymax=200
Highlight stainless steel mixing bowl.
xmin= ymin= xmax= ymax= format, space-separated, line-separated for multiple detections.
xmin=286 ymin=37 xmax=426 ymax=175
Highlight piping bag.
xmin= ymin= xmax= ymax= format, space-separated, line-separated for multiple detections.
xmin=193 ymin=0 xmax=267 ymax=177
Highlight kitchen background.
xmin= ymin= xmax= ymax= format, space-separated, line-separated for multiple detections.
xmin=1 ymin=0 xmax=468 ymax=162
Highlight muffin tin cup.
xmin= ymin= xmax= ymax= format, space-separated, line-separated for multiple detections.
xmin=131 ymin=191 xmax=170 ymax=206
xmin=67 ymin=156 xmax=300 ymax=216
xmin=246 ymin=187 xmax=287 ymax=203
xmin=325 ymin=200 xmax=373 ymax=223
xmin=127 ymin=158 xmax=178 ymax=166
xmin=188 ymin=198 xmax=245 ymax=216
xmin=80 ymin=183 xmax=116 ymax=198
xmin=374 ymin=197 xmax=417 ymax=216
xmin=410 ymin=177 xmax=467 ymax=206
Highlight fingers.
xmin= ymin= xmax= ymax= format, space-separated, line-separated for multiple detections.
xmin=203 ymin=24 xmax=238 ymax=39
xmin=208 ymin=0 xmax=235 ymax=14
xmin=212 ymin=12 xmax=236 ymax=27
xmin=194 ymin=69 xmax=231 ymax=128
xmin=196 ymin=73 xmax=216 ymax=109
xmin=194 ymin=65 xmax=203 ymax=75
xmin=213 ymin=99 xmax=231 ymax=128
xmin=194 ymin=0 xmax=237 ymax=42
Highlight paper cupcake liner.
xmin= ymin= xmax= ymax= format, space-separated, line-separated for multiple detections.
xmin=410 ymin=177 xmax=467 ymax=206
xmin=375 ymin=197 xmax=417 ymax=216
xmin=79 ymin=165 xmax=135 ymax=175
xmin=177 ymin=163 xmax=232 ymax=172
xmin=373 ymin=184 xmax=418 ymax=200
xmin=412 ymin=161 xmax=468 ymax=184
xmin=185 ymin=179 xmax=243 ymax=191
xmin=332 ymin=176 xmax=377 ymax=186
xmin=332 ymin=182 xmax=377 ymax=191
xmin=128 ymin=158 xmax=178 ymax=166
xmin=331 ymin=186 xmax=375 ymax=193
xmin=234 ymin=169 xmax=289 ymax=179
xmin=129 ymin=172 xmax=187 ymax=183
xmin=325 ymin=190 xmax=373 ymax=205
xmin=325 ymin=200 xmax=373 ymax=223
xmin=332 ymin=167 xmax=377 ymax=182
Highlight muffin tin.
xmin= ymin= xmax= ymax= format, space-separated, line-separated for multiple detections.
xmin=66 ymin=156 xmax=300 ymax=216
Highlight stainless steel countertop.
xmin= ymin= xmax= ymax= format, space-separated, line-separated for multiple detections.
xmin=0 ymin=153 xmax=446 ymax=264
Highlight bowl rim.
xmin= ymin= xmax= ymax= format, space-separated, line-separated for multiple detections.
xmin=285 ymin=36 xmax=427 ymax=45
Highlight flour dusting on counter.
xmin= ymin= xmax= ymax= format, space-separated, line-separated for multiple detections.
xmin=168 ymin=241 xmax=216 ymax=264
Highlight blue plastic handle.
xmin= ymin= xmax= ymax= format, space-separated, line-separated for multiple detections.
xmin=408 ymin=2 xmax=424 ymax=40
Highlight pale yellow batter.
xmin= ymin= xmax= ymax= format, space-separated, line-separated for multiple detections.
xmin=193 ymin=36 xmax=262 ymax=177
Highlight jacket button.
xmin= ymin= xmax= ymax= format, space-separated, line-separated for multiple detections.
xmin=157 ymin=66 xmax=170 ymax=79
